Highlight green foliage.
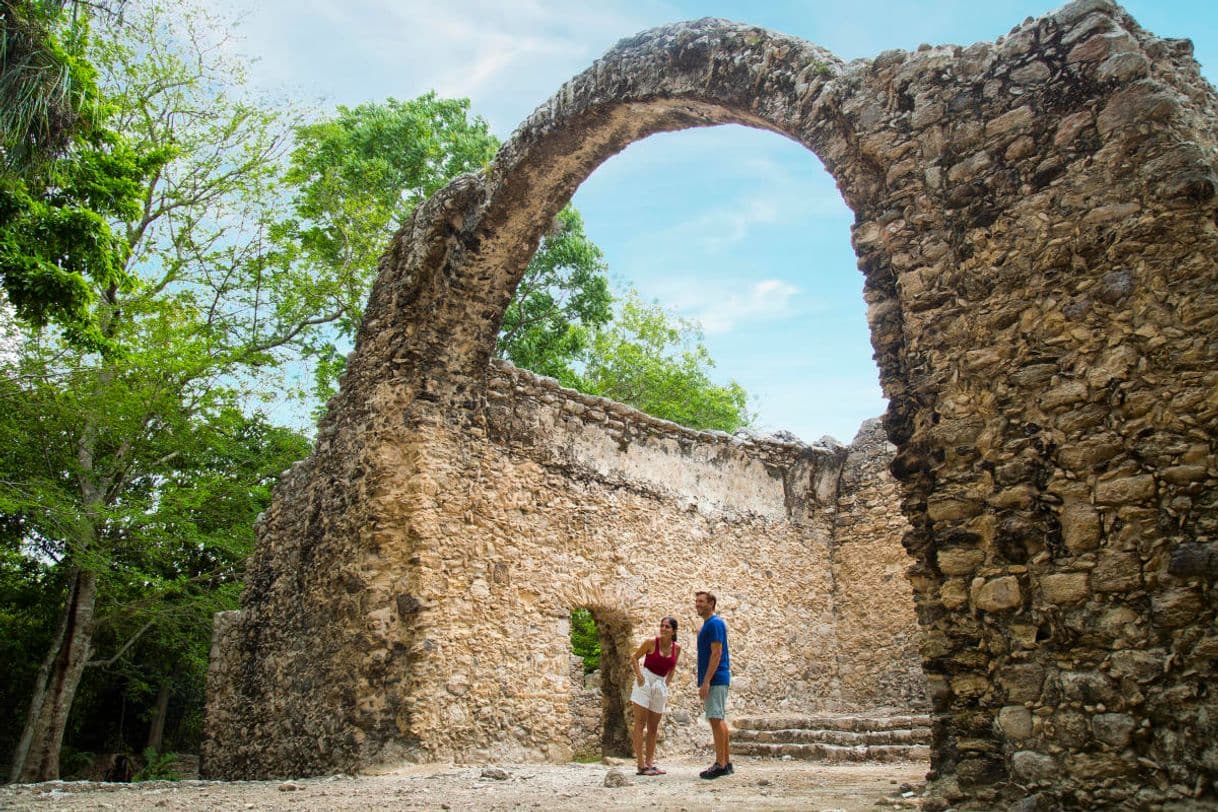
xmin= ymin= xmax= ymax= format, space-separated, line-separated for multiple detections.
xmin=0 ymin=0 xmax=321 ymax=775
xmin=132 ymin=747 xmax=179 ymax=782
xmin=274 ymin=94 xmax=499 ymax=404
xmin=0 ymin=128 xmax=166 ymax=345
xmin=570 ymin=608 xmax=601 ymax=674
xmin=497 ymin=207 xmax=612 ymax=385
xmin=0 ymin=1 xmax=152 ymax=345
xmin=577 ymin=291 xmax=753 ymax=432
xmin=57 ymin=746 xmax=95 ymax=779
xmin=0 ymin=0 xmax=113 ymax=172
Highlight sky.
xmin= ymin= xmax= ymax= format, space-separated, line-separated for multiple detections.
xmin=230 ymin=0 xmax=1216 ymax=444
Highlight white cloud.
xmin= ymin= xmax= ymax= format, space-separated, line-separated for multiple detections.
xmin=698 ymin=278 xmax=800 ymax=333
xmin=678 ymin=197 xmax=781 ymax=250
xmin=237 ymin=0 xmax=677 ymax=132
xmin=646 ymin=277 xmax=803 ymax=335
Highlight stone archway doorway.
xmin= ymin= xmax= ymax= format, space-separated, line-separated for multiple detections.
xmin=568 ymin=605 xmax=633 ymax=760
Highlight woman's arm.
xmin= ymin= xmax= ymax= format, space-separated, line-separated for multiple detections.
xmin=665 ymin=644 xmax=680 ymax=686
xmin=631 ymin=639 xmax=653 ymax=685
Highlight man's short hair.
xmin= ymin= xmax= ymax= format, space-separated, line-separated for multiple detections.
xmin=696 ymin=590 xmax=717 ymax=608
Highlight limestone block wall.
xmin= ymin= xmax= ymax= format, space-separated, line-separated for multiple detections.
xmin=203 ymin=357 xmax=922 ymax=772
xmin=567 ymin=657 xmax=601 ymax=760
xmin=394 ymin=360 xmax=863 ymax=761
xmin=832 ymin=419 xmax=928 ymax=712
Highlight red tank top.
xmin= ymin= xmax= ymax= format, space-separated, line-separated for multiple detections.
xmin=643 ymin=638 xmax=678 ymax=677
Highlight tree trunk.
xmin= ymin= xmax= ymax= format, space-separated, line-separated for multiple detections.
xmin=8 ymin=567 xmax=98 ymax=783
xmin=145 ymin=678 xmax=172 ymax=753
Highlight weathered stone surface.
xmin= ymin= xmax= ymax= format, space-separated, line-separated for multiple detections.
xmin=1091 ymin=551 xmax=1142 ymax=593
xmin=1060 ymin=671 xmax=1117 ymax=706
xmin=1040 ymin=573 xmax=1089 ymax=605
xmin=203 ymin=3 xmax=1218 ymax=808
xmin=1012 ymin=751 xmax=1059 ymax=782
xmin=1092 ymin=713 xmax=1135 ymax=748
xmin=1059 ymin=503 xmax=1102 ymax=553
xmin=937 ymin=548 xmax=985 ymax=576
xmin=1095 ymin=475 xmax=1156 ymax=505
xmin=603 ymin=769 xmax=630 ymax=787
xmin=1151 ymin=588 xmax=1203 ymax=628
xmin=998 ymin=665 xmax=1045 ymax=704
xmin=1107 ymin=651 xmax=1163 ymax=683
xmin=998 ymin=706 xmax=1033 ymax=740
xmin=971 ymin=576 xmax=1022 ymax=612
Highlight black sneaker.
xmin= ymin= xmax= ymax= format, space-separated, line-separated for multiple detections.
xmin=722 ymin=762 xmax=734 ymax=775
xmin=700 ymin=763 xmax=728 ymax=780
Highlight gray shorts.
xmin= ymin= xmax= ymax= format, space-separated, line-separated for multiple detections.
xmin=704 ymin=684 xmax=728 ymax=719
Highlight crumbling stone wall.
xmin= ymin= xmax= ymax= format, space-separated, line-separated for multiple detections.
xmin=205 ymin=358 xmax=915 ymax=767
xmin=833 ymin=419 xmax=929 ymax=712
xmin=205 ymin=1 xmax=1218 ymax=807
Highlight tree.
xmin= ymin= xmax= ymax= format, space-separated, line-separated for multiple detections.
xmin=496 ymin=206 xmax=612 ymax=385
xmin=0 ymin=123 xmax=160 ymax=346
xmin=577 ymin=291 xmax=753 ymax=432
xmin=0 ymin=0 xmax=121 ymax=172
xmin=1 ymin=0 xmax=328 ymax=781
xmin=276 ymin=98 xmax=615 ymax=406
xmin=569 ymin=607 xmax=600 ymax=674
xmin=0 ymin=0 xmax=143 ymax=344
xmin=274 ymin=94 xmax=500 ymax=404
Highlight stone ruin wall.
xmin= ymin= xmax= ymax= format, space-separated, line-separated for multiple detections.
xmin=832 ymin=418 xmax=929 ymax=712
xmin=204 ymin=359 xmax=924 ymax=767
xmin=205 ymin=2 xmax=1218 ymax=807
xmin=201 ymin=389 xmax=926 ymax=771
xmin=480 ymin=362 xmax=926 ymax=756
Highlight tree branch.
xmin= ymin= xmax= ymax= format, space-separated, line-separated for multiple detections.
xmin=85 ymin=619 xmax=156 ymax=668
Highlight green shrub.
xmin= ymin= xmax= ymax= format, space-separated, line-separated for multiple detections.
xmin=132 ymin=748 xmax=180 ymax=782
xmin=570 ymin=608 xmax=600 ymax=673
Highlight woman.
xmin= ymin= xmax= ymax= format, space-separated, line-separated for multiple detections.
xmin=630 ymin=616 xmax=680 ymax=776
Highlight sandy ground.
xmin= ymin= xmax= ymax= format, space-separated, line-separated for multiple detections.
xmin=0 ymin=757 xmax=928 ymax=811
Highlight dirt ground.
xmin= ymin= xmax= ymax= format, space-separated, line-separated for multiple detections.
xmin=0 ymin=756 xmax=928 ymax=811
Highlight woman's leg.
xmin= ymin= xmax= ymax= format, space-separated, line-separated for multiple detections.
xmin=632 ymin=702 xmax=648 ymax=771
xmin=645 ymin=710 xmax=662 ymax=767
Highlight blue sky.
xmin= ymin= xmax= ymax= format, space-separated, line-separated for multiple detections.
xmin=233 ymin=0 xmax=1216 ymax=443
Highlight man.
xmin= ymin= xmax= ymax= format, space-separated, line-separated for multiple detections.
xmin=695 ymin=590 xmax=732 ymax=779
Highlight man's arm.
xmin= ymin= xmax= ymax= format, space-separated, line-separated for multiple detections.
xmin=699 ymin=641 xmax=722 ymax=700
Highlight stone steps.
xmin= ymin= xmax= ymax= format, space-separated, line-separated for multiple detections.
xmin=731 ymin=713 xmax=931 ymax=763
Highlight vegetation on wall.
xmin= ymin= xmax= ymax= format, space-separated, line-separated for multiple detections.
xmin=569 ymin=608 xmax=601 ymax=673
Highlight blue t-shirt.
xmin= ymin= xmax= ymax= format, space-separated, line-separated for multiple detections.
xmin=696 ymin=614 xmax=730 ymax=686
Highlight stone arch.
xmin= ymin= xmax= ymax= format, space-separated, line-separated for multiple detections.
xmin=368 ymin=24 xmax=862 ymax=382
xmin=205 ymin=2 xmax=1218 ymax=807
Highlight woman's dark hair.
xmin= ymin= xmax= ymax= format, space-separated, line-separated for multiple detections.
xmin=662 ymin=616 xmax=678 ymax=647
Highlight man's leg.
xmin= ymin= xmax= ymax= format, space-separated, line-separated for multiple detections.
xmin=709 ymin=718 xmax=727 ymax=766
xmin=701 ymin=685 xmax=732 ymax=777
xmin=718 ymin=716 xmax=731 ymax=770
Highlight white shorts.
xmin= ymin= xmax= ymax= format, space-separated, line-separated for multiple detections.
xmin=630 ymin=667 xmax=670 ymax=713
